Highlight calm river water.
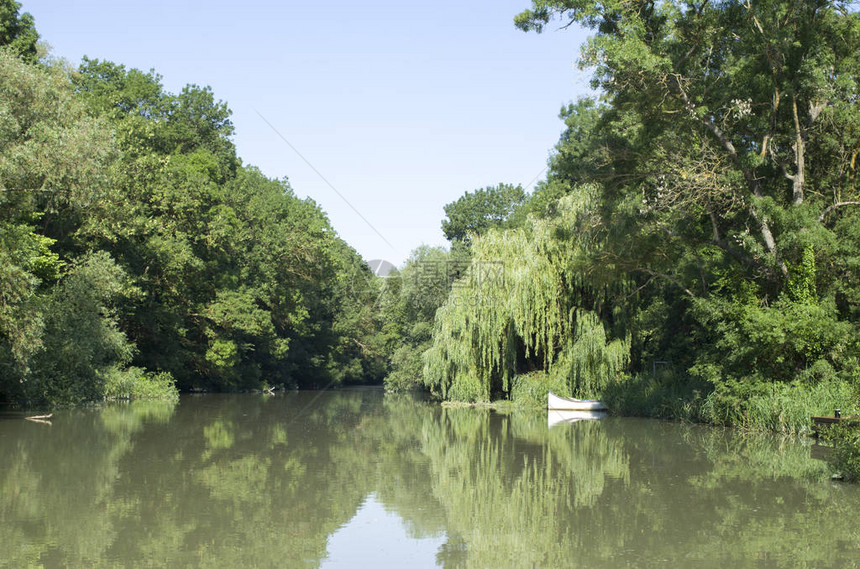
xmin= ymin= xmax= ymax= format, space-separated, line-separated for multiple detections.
xmin=1 ymin=388 xmax=859 ymax=568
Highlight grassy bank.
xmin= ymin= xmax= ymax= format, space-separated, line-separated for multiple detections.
xmin=598 ymin=373 xmax=858 ymax=436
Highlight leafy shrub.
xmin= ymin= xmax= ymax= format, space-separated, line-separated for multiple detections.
xmin=510 ymin=371 xmax=568 ymax=408
xmin=383 ymin=343 xmax=428 ymax=393
xmin=21 ymin=252 xmax=137 ymax=405
xmin=103 ymin=368 xmax=178 ymax=401
xmin=690 ymin=296 xmax=857 ymax=386
xmin=822 ymin=425 xmax=860 ymax=482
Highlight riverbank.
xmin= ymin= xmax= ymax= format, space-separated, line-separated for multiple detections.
xmin=432 ymin=369 xmax=860 ymax=482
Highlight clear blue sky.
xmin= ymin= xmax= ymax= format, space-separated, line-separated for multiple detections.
xmin=23 ymin=0 xmax=591 ymax=266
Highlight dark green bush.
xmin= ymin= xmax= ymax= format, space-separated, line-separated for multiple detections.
xmin=823 ymin=425 xmax=860 ymax=482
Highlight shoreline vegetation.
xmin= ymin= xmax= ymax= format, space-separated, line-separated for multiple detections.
xmin=0 ymin=1 xmax=388 ymax=409
xmin=390 ymin=1 xmax=859 ymax=443
xmin=1 ymin=2 xmax=858 ymax=474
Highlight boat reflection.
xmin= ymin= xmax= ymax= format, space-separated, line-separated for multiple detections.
xmin=547 ymin=409 xmax=608 ymax=428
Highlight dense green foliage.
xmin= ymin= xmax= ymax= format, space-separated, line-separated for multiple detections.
xmin=823 ymin=424 xmax=860 ymax=482
xmin=377 ymin=245 xmax=470 ymax=392
xmin=0 ymin=0 xmax=37 ymax=62
xmin=0 ymin=14 xmax=383 ymax=406
xmin=407 ymin=0 xmax=860 ymax=433
xmin=378 ymin=184 xmax=529 ymax=395
xmin=0 ymin=48 xmax=152 ymax=405
xmin=511 ymin=0 xmax=860 ymax=427
xmin=441 ymin=183 xmax=526 ymax=249
xmin=424 ymin=189 xmax=630 ymax=402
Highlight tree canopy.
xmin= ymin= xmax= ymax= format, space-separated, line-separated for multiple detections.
xmin=441 ymin=183 xmax=526 ymax=248
xmin=0 ymin=17 xmax=386 ymax=405
xmin=0 ymin=0 xmax=37 ymax=62
xmin=411 ymin=0 xmax=860 ymax=428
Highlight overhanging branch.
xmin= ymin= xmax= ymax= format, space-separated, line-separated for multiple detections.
xmin=819 ymin=201 xmax=860 ymax=222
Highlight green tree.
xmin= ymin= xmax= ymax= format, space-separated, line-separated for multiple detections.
xmin=441 ymin=183 xmax=526 ymax=248
xmin=22 ymin=252 xmax=146 ymax=405
xmin=0 ymin=223 xmax=56 ymax=380
xmin=378 ymin=245 xmax=470 ymax=392
xmin=0 ymin=0 xmax=38 ymax=62
xmin=506 ymin=0 xmax=860 ymax=422
xmin=1 ymin=47 xmax=383 ymax=404
xmin=0 ymin=51 xmax=140 ymax=404
xmin=425 ymin=189 xmax=630 ymax=403
xmin=516 ymin=0 xmax=860 ymax=287
xmin=70 ymin=57 xmax=390 ymax=393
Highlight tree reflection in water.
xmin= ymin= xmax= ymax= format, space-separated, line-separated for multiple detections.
xmin=1 ymin=390 xmax=859 ymax=568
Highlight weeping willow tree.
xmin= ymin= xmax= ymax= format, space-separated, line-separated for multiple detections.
xmin=423 ymin=186 xmax=630 ymax=402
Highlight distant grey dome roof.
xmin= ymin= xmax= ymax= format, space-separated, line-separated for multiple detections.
xmin=367 ymin=259 xmax=396 ymax=277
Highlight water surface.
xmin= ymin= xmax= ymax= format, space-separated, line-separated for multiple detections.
xmin=1 ymin=388 xmax=858 ymax=568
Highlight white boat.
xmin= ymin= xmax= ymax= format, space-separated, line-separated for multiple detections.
xmin=547 ymin=409 xmax=607 ymax=428
xmin=547 ymin=391 xmax=607 ymax=411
